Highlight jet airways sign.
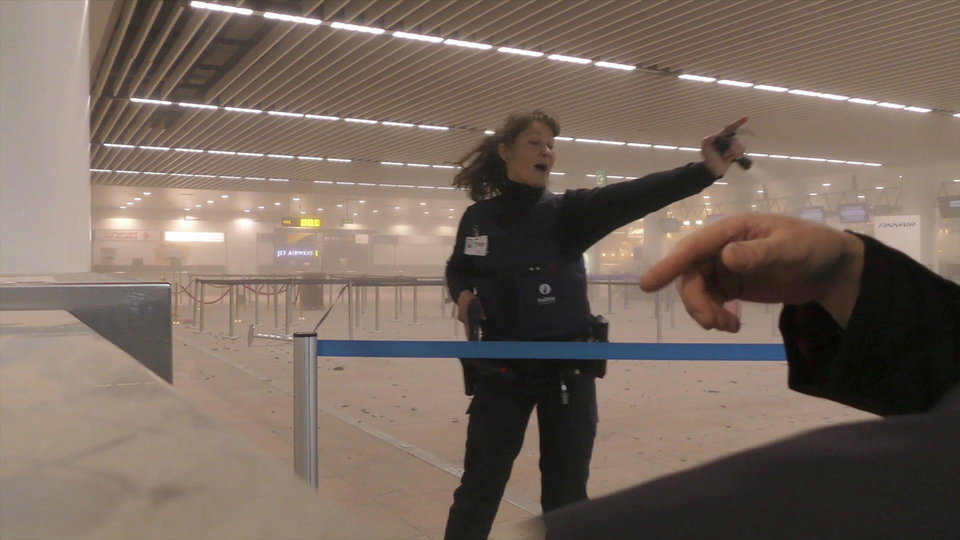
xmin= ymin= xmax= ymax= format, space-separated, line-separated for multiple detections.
xmin=874 ymin=215 xmax=921 ymax=262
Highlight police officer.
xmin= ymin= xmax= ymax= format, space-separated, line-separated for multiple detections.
xmin=443 ymin=110 xmax=747 ymax=539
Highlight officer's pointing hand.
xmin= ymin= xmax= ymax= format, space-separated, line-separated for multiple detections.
xmin=702 ymin=117 xmax=748 ymax=178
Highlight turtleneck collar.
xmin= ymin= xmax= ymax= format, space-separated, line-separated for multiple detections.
xmin=500 ymin=177 xmax=545 ymax=203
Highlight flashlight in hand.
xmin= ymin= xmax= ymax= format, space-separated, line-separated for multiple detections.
xmin=713 ymin=131 xmax=752 ymax=170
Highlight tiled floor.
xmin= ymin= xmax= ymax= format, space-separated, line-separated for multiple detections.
xmin=171 ymin=287 xmax=874 ymax=539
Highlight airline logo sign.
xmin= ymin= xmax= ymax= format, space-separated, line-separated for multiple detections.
xmin=874 ymin=215 xmax=921 ymax=262
xmin=95 ymin=230 xmax=154 ymax=241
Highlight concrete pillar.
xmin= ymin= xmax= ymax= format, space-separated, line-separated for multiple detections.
xmin=1 ymin=0 xmax=92 ymax=274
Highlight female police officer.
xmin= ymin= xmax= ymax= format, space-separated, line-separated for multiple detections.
xmin=444 ymin=110 xmax=746 ymax=539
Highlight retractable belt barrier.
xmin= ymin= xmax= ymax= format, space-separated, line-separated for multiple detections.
xmin=315 ymin=340 xmax=786 ymax=361
xmin=291 ymin=335 xmax=786 ymax=488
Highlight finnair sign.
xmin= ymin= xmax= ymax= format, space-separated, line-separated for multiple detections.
xmin=874 ymin=215 xmax=921 ymax=262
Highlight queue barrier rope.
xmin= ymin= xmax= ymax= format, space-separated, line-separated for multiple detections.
xmin=314 ymin=340 xmax=786 ymax=361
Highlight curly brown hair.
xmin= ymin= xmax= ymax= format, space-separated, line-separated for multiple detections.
xmin=452 ymin=110 xmax=560 ymax=201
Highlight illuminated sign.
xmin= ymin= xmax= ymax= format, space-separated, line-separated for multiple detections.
xmin=164 ymin=231 xmax=225 ymax=243
xmin=276 ymin=249 xmax=319 ymax=258
xmin=281 ymin=217 xmax=323 ymax=228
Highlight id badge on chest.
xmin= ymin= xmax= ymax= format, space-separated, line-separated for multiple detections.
xmin=464 ymin=235 xmax=488 ymax=256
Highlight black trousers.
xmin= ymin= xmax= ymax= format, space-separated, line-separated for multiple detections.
xmin=444 ymin=373 xmax=598 ymax=540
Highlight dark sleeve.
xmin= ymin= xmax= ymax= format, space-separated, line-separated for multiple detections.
xmin=445 ymin=209 xmax=475 ymax=301
xmin=781 ymin=233 xmax=960 ymax=416
xmin=559 ymin=162 xmax=718 ymax=254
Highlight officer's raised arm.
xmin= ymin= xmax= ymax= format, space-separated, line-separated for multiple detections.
xmin=560 ymin=118 xmax=747 ymax=255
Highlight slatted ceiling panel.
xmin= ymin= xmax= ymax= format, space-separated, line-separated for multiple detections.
xmin=90 ymin=0 xmax=960 ymax=197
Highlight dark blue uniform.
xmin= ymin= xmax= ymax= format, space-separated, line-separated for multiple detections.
xmin=444 ymin=162 xmax=719 ymax=539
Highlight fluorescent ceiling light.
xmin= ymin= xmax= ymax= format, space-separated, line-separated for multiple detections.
xmin=550 ymin=172 xmax=565 ymax=176
xmin=134 ymin=197 xmax=142 ymax=201
xmin=769 ymin=154 xmax=789 ymax=159
xmin=498 ymin=47 xmax=543 ymax=57
xmin=305 ymin=114 xmax=339 ymax=121
xmin=143 ymin=171 xmax=167 ymax=175
xmin=267 ymin=154 xmax=294 ymax=159
xmin=827 ymin=159 xmax=846 ymax=164
xmin=678 ymin=74 xmax=715 ymax=83
xmin=220 ymin=194 xmax=229 ymax=198
xmin=206 ymin=200 xmax=214 ymax=203
xmin=382 ymin=121 xmax=414 ymax=127
xmin=244 ymin=209 xmax=250 ymax=213
xmin=954 ymin=113 xmax=960 ymax=118
xmin=269 ymin=178 xmax=289 ymax=182
xmin=627 ymin=143 xmax=652 ymax=148
xmin=179 ymin=102 xmax=218 ymax=110
xmin=174 ymin=148 xmax=203 ymax=153
xmin=484 ymin=130 xmax=495 ymax=135
xmin=595 ymin=61 xmax=635 ymax=71
xmin=262 ymin=11 xmax=322 ymax=25
xmin=788 ymin=89 xmax=821 ymax=97
xmin=314 ymin=180 xmax=333 ymax=184
xmin=397 ymin=184 xmax=415 ymax=188
xmin=381 ymin=161 xmax=403 ymax=166
xmin=225 ymin=106 xmax=261 ymax=114
xmin=190 ymin=1 xmax=252 ymax=15
xmin=326 ymin=158 xmax=351 ymax=163
xmin=195 ymin=174 xmax=216 ymax=178
xmin=292 ymin=197 xmax=300 ymax=201
xmin=268 ymin=110 xmax=304 ymax=118
xmin=548 ymin=54 xmax=591 ymax=64
xmin=345 ymin=117 xmax=377 ymax=124
xmin=857 ymin=195 xmax=866 ymax=198
xmin=432 ymin=165 xmax=455 ymax=169
xmin=408 ymin=163 xmax=429 ymax=168
xmin=297 ymin=156 xmax=324 ymax=161
xmin=754 ymin=85 xmax=788 ymax=92
xmin=875 ymin=186 xmax=884 ymax=190
xmin=904 ymin=106 xmax=931 ymax=113
xmin=848 ymin=98 xmax=878 ymax=105
xmin=220 ymin=175 xmax=241 ymax=179
xmin=864 ymin=163 xmax=882 ymax=167
xmin=715 ymin=181 xmax=728 ymax=185
xmin=207 ymin=150 xmax=236 ymax=155
xmin=555 ymin=136 xmax=573 ymax=142
xmin=822 ymin=183 xmax=831 ymax=187
xmin=237 ymin=152 xmax=263 ymax=157
xmin=576 ymin=138 xmax=624 ymax=145
xmin=747 ymin=153 xmax=768 ymax=157
xmin=358 ymin=182 xmax=376 ymax=186
xmin=336 ymin=181 xmax=356 ymax=185
xmin=140 ymin=145 xmax=169 ymax=151
xmin=877 ymin=102 xmax=905 ymax=109
xmin=115 ymin=170 xmax=139 ymax=174
xmin=143 ymin=192 xmax=151 ymax=195
xmin=444 ymin=39 xmax=491 ymax=50
xmin=130 ymin=97 xmax=172 ymax=105
xmin=818 ymin=93 xmax=849 ymax=101
xmin=678 ymin=146 xmax=699 ymax=152
xmin=330 ymin=22 xmax=384 ymax=34
xmin=392 ymin=31 xmax=443 ymax=43
xmin=653 ymin=145 xmax=678 ymax=150
xmin=274 ymin=202 xmax=282 ymax=205
xmin=104 ymin=143 xmax=135 ymax=149
xmin=717 ymin=79 xmax=753 ymax=87
xmin=418 ymin=124 xmax=449 ymax=131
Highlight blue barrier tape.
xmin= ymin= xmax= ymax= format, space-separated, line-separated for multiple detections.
xmin=316 ymin=340 xmax=786 ymax=361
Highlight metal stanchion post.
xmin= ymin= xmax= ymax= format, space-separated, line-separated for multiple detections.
xmin=374 ymin=285 xmax=381 ymax=332
xmin=655 ymin=290 xmax=663 ymax=343
xmin=254 ymin=285 xmax=260 ymax=326
xmin=399 ymin=283 xmax=403 ymax=314
xmin=607 ymin=280 xmax=613 ymax=314
xmin=393 ymin=279 xmax=400 ymax=321
xmin=347 ymin=282 xmax=354 ymax=340
xmin=293 ymin=332 xmax=318 ymax=489
xmin=199 ymin=282 xmax=206 ymax=333
xmin=193 ymin=280 xmax=200 ymax=328
xmin=229 ymin=285 xmax=237 ymax=338
xmin=274 ymin=285 xmax=280 ymax=329
xmin=412 ymin=281 xmax=419 ymax=324
xmin=354 ymin=281 xmax=361 ymax=329
xmin=360 ymin=284 xmax=366 ymax=315
xmin=284 ymin=284 xmax=292 ymax=336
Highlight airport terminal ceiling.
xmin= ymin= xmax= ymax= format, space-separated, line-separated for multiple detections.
xmin=87 ymin=0 xmax=959 ymax=216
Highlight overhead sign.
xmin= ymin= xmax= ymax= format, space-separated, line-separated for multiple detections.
xmin=596 ymin=170 xmax=607 ymax=186
xmin=95 ymin=230 xmax=154 ymax=241
xmin=164 ymin=231 xmax=225 ymax=243
xmin=874 ymin=215 xmax=921 ymax=262
xmin=276 ymin=249 xmax=319 ymax=258
xmin=281 ymin=217 xmax=323 ymax=228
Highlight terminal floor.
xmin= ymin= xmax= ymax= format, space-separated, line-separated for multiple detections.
xmin=172 ymin=289 xmax=874 ymax=539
